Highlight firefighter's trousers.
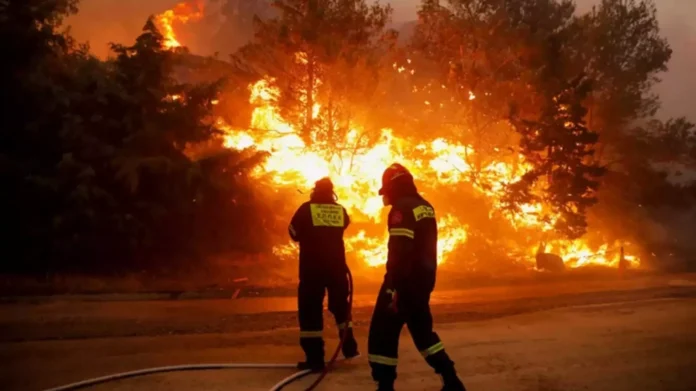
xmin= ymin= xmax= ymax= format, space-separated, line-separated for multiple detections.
xmin=298 ymin=268 xmax=358 ymax=364
xmin=368 ymin=283 xmax=455 ymax=383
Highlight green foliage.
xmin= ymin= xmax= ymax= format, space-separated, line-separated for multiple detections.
xmin=413 ymin=0 xmax=577 ymax=121
xmin=506 ymin=76 xmax=606 ymax=239
xmin=412 ymin=0 xmax=695 ymax=257
xmin=571 ymin=0 xmax=694 ymax=260
xmin=569 ymin=0 xmax=672 ymax=136
xmin=588 ymin=117 xmax=696 ymax=242
xmin=414 ymin=0 xmax=605 ymax=238
xmin=1 ymin=6 xmax=269 ymax=274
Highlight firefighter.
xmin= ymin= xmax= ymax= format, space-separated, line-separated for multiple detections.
xmin=368 ymin=164 xmax=466 ymax=391
xmin=289 ymin=177 xmax=359 ymax=371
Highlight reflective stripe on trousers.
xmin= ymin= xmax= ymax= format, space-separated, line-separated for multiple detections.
xmin=368 ymin=354 xmax=398 ymax=366
xmin=300 ymin=330 xmax=323 ymax=338
xmin=420 ymin=341 xmax=444 ymax=357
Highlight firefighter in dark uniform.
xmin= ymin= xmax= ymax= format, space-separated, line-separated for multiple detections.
xmin=289 ymin=177 xmax=359 ymax=371
xmin=368 ymin=164 xmax=466 ymax=391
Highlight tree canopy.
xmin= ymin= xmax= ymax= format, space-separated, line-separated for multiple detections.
xmin=410 ymin=0 xmax=695 ymax=249
xmin=236 ymin=0 xmax=397 ymax=153
xmin=0 ymin=2 xmax=270 ymax=274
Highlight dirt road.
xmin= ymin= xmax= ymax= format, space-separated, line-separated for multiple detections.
xmin=2 ymin=275 xmax=696 ymax=391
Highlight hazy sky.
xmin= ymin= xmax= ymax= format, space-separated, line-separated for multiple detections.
xmin=68 ymin=0 xmax=695 ymax=120
xmin=390 ymin=0 xmax=696 ymax=121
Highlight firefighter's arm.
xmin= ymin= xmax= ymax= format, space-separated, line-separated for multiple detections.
xmin=288 ymin=204 xmax=306 ymax=242
xmin=385 ymin=205 xmax=417 ymax=292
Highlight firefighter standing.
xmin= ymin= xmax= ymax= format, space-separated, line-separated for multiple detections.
xmin=367 ymin=164 xmax=466 ymax=391
xmin=289 ymin=177 xmax=359 ymax=371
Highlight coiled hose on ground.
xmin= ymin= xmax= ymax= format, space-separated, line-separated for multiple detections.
xmin=44 ymin=270 xmax=355 ymax=391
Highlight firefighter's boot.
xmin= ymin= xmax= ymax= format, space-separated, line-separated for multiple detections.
xmin=298 ymin=337 xmax=325 ymax=372
xmin=340 ymin=327 xmax=360 ymax=359
xmin=376 ymin=380 xmax=395 ymax=391
xmin=440 ymin=371 xmax=467 ymax=391
xmin=296 ymin=360 xmax=325 ymax=372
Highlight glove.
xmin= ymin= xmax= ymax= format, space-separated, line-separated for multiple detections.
xmin=386 ymin=289 xmax=398 ymax=313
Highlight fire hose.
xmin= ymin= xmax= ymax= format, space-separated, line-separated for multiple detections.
xmin=43 ymin=270 xmax=355 ymax=391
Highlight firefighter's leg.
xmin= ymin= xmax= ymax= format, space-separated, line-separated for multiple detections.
xmin=298 ymin=276 xmax=325 ymax=370
xmin=327 ymin=268 xmax=359 ymax=358
xmin=404 ymin=295 xmax=466 ymax=391
xmin=368 ymin=284 xmax=404 ymax=390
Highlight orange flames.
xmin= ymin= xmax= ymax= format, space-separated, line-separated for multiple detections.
xmin=221 ymin=78 xmax=637 ymax=269
xmin=155 ymin=0 xmax=204 ymax=49
xmin=156 ymin=5 xmax=640 ymax=270
xmin=221 ymin=78 xmax=469 ymax=267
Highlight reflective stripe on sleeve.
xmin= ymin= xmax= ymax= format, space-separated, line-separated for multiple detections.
xmin=389 ymin=228 xmax=414 ymax=239
xmin=420 ymin=341 xmax=444 ymax=357
xmin=368 ymin=354 xmax=398 ymax=366
xmin=289 ymin=224 xmax=297 ymax=236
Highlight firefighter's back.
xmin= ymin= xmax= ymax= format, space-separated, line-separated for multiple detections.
xmin=393 ymin=194 xmax=438 ymax=286
xmin=295 ymin=200 xmax=349 ymax=274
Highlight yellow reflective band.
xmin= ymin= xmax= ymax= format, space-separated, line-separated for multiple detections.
xmin=337 ymin=321 xmax=353 ymax=330
xmin=368 ymin=354 xmax=398 ymax=366
xmin=289 ymin=224 xmax=297 ymax=236
xmin=300 ymin=330 xmax=323 ymax=338
xmin=389 ymin=228 xmax=414 ymax=239
xmin=310 ymin=204 xmax=344 ymax=227
xmin=413 ymin=205 xmax=435 ymax=221
xmin=420 ymin=342 xmax=444 ymax=357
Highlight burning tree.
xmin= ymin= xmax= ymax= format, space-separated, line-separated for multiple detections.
xmin=236 ymin=0 xmax=397 ymax=155
xmin=155 ymin=0 xmax=205 ymax=49
xmin=7 ymin=0 xmax=696 ymax=277
xmin=153 ymin=0 xmax=662 ymax=271
xmin=561 ymin=0 xmax=696 ymax=267
xmin=403 ymin=0 xmax=608 ymax=260
xmin=505 ymin=76 xmax=605 ymax=240
xmin=412 ymin=0 xmax=577 ymax=172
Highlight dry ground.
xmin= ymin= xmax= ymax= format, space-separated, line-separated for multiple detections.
xmin=1 ymin=274 xmax=696 ymax=391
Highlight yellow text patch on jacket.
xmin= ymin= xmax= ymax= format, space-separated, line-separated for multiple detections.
xmin=413 ymin=205 xmax=435 ymax=221
xmin=310 ymin=204 xmax=344 ymax=227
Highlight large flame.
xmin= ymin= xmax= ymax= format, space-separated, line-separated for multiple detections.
xmin=221 ymin=78 xmax=636 ymax=269
xmin=222 ymin=78 xmax=470 ymax=267
xmin=155 ymin=0 xmax=204 ymax=49
xmin=156 ymin=5 xmax=640 ymax=270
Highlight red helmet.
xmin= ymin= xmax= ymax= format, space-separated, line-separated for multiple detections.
xmin=311 ymin=177 xmax=337 ymax=201
xmin=313 ymin=177 xmax=334 ymax=193
xmin=378 ymin=163 xmax=413 ymax=196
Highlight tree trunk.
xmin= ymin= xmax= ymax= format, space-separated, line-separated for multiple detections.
xmin=547 ymin=145 xmax=553 ymax=184
xmin=305 ymin=54 xmax=315 ymax=143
